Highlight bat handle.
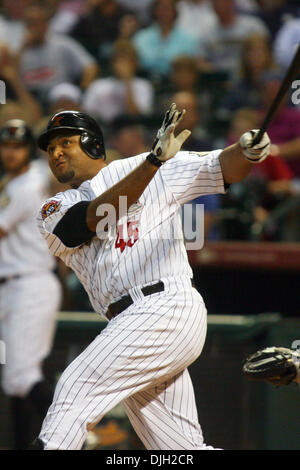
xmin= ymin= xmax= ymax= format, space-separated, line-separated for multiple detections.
xmin=251 ymin=127 xmax=266 ymax=147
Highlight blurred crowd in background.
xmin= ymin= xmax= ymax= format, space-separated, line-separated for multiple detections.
xmin=1 ymin=0 xmax=300 ymax=308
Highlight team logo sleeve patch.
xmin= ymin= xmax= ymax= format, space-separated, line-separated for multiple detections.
xmin=41 ymin=200 xmax=61 ymax=220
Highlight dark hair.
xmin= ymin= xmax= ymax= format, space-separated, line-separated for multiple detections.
xmin=112 ymin=40 xmax=138 ymax=62
xmin=151 ymin=0 xmax=178 ymax=20
xmin=111 ymin=115 xmax=142 ymax=133
xmin=24 ymin=2 xmax=53 ymax=21
xmin=172 ymin=56 xmax=198 ymax=73
xmin=239 ymin=34 xmax=276 ymax=84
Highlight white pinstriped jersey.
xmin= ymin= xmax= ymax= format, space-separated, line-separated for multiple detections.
xmin=0 ymin=161 xmax=55 ymax=277
xmin=37 ymin=150 xmax=225 ymax=318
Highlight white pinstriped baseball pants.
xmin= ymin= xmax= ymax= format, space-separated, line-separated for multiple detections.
xmin=39 ymin=276 xmax=215 ymax=450
xmin=0 ymin=272 xmax=61 ymax=397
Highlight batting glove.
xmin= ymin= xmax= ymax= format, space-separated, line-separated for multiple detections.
xmin=150 ymin=103 xmax=191 ymax=164
xmin=239 ymin=129 xmax=271 ymax=164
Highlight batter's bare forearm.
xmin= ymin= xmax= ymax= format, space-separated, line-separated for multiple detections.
xmin=219 ymin=142 xmax=252 ymax=184
xmin=86 ymin=159 xmax=158 ymax=232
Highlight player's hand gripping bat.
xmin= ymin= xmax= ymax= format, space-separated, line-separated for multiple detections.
xmin=252 ymin=44 xmax=300 ymax=146
xmin=239 ymin=45 xmax=300 ymax=164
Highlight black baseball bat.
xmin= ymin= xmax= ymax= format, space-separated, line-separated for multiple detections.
xmin=252 ymin=44 xmax=300 ymax=146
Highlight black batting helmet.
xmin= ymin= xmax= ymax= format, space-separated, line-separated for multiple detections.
xmin=37 ymin=110 xmax=106 ymax=160
xmin=0 ymin=119 xmax=36 ymax=157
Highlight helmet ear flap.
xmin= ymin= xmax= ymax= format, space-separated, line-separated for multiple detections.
xmin=80 ymin=132 xmax=106 ymax=160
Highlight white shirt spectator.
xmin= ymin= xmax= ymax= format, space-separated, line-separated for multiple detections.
xmin=49 ymin=0 xmax=85 ymax=35
xmin=19 ymin=33 xmax=96 ymax=101
xmin=273 ymin=18 xmax=300 ymax=69
xmin=0 ymin=16 xmax=25 ymax=51
xmin=176 ymin=0 xmax=217 ymax=41
xmin=82 ymin=77 xmax=153 ymax=123
xmin=115 ymin=0 xmax=154 ymax=23
xmin=235 ymin=0 xmax=259 ymax=14
xmin=48 ymin=82 xmax=82 ymax=106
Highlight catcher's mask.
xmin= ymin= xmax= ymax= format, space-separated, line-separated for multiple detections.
xmin=0 ymin=119 xmax=36 ymax=157
xmin=38 ymin=110 xmax=106 ymax=160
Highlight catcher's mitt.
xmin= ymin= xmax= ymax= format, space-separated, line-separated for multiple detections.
xmin=242 ymin=347 xmax=300 ymax=386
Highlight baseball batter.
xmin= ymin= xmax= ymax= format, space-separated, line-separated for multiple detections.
xmin=0 ymin=120 xmax=61 ymax=449
xmin=31 ymin=104 xmax=270 ymax=450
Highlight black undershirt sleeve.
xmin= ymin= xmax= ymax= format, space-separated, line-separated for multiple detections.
xmin=53 ymin=201 xmax=96 ymax=248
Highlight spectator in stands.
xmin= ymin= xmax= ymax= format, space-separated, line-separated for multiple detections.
xmin=115 ymin=0 xmax=154 ymax=25
xmin=18 ymin=3 xmax=98 ymax=108
xmin=201 ymin=0 xmax=269 ymax=77
xmin=255 ymin=0 xmax=300 ymax=42
xmin=273 ymin=18 xmax=300 ymax=70
xmin=0 ymin=44 xmax=42 ymax=126
xmin=176 ymin=0 xmax=217 ymax=41
xmin=118 ymin=15 xmax=140 ymax=43
xmin=235 ymin=0 xmax=260 ymax=14
xmin=156 ymin=56 xmax=209 ymax=114
xmin=171 ymin=90 xmax=212 ymax=151
xmin=34 ymin=82 xmax=83 ymax=138
xmin=82 ymin=40 xmax=154 ymax=124
xmin=171 ymin=56 xmax=200 ymax=94
xmin=258 ymin=71 xmax=300 ymax=179
xmin=0 ymin=0 xmax=32 ymax=51
xmin=190 ymin=191 xmax=221 ymax=242
xmin=48 ymin=0 xmax=86 ymax=35
xmin=0 ymin=102 xmax=35 ymax=132
xmin=174 ymin=90 xmax=219 ymax=241
xmin=70 ymin=0 xmax=137 ymax=63
xmin=48 ymin=82 xmax=82 ymax=114
xmin=107 ymin=115 xmax=150 ymax=162
xmin=132 ymin=0 xmax=200 ymax=79
xmin=221 ymin=33 xmax=281 ymax=111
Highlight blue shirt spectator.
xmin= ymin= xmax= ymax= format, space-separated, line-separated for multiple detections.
xmin=132 ymin=0 xmax=200 ymax=78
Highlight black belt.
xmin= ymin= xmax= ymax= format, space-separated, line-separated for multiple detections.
xmin=0 ymin=275 xmax=20 ymax=285
xmin=107 ymin=281 xmax=165 ymax=320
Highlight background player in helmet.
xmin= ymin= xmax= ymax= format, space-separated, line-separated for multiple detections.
xmin=32 ymin=105 xmax=271 ymax=450
xmin=0 ymin=119 xmax=62 ymax=449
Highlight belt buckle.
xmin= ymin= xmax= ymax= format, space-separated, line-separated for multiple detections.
xmin=107 ymin=281 xmax=164 ymax=321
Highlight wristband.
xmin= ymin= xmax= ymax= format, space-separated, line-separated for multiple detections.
xmin=146 ymin=152 xmax=163 ymax=168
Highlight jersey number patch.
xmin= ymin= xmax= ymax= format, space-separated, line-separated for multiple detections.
xmin=115 ymin=221 xmax=139 ymax=253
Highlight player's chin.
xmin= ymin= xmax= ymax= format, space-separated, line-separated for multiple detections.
xmin=55 ymin=168 xmax=75 ymax=184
